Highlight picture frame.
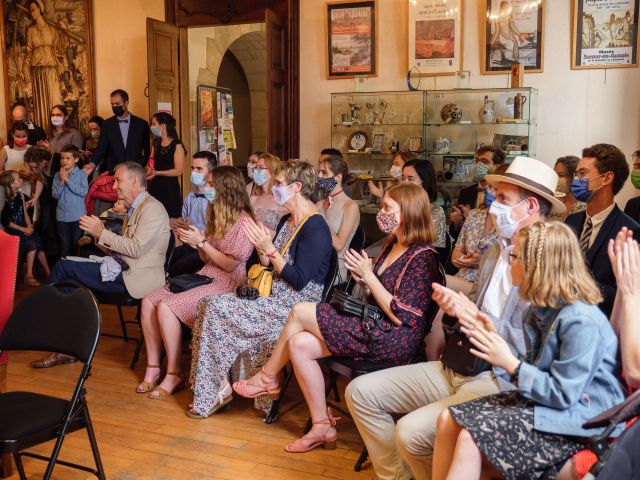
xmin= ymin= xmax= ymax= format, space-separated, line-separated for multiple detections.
xmin=407 ymin=0 xmax=464 ymax=76
xmin=326 ymin=0 xmax=377 ymax=79
xmin=1 ymin=0 xmax=95 ymax=135
xmin=571 ymin=0 xmax=639 ymax=69
xmin=372 ymin=133 xmax=386 ymax=153
xmin=480 ymin=0 xmax=545 ymax=74
xmin=408 ymin=136 xmax=423 ymax=152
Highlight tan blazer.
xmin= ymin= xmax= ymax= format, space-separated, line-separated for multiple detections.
xmin=98 ymin=191 xmax=170 ymax=298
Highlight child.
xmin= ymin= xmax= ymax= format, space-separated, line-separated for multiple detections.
xmin=78 ymin=199 xmax=127 ymax=248
xmin=0 ymin=122 xmax=30 ymax=172
xmin=52 ymin=144 xmax=88 ymax=257
xmin=0 ymin=170 xmax=51 ymax=286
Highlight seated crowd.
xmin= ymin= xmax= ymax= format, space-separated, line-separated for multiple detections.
xmin=3 ymin=96 xmax=640 ymax=479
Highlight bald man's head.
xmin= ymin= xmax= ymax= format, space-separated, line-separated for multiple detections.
xmin=11 ymin=105 xmax=28 ymax=122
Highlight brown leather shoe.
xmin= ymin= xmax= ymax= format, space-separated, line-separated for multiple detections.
xmin=31 ymin=353 xmax=78 ymax=368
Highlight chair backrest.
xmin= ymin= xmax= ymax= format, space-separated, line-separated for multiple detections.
xmin=0 ymin=282 xmax=101 ymax=363
xmin=0 ymin=231 xmax=19 ymax=365
xmin=348 ymin=225 xmax=366 ymax=253
xmin=164 ymin=233 xmax=176 ymax=273
xmin=321 ymin=249 xmax=339 ymax=302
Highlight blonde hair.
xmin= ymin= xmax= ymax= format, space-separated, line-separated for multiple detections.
xmin=273 ymin=159 xmax=317 ymax=199
xmin=517 ymin=222 xmax=602 ymax=308
xmin=205 ymin=166 xmax=255 ymax=240
xmin=0 ymin=170 xmax=20 ymax=199
xmin=254 ymin=152 xmax=281 ymax=196
xmin=385 ymin=183 xmax=436 ymax=246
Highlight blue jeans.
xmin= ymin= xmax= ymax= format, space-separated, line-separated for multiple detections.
xmin=57 ymin=220 xmax=83 ymax=258
xmin=49 ymin=258 xmax=128 ymax=295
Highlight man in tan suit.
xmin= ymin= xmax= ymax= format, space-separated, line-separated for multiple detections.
xmin=35 ymin=162 xmax=170 ymax=368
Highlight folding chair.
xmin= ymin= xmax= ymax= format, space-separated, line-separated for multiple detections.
xmin=264 ymin=249 xmax=339 ymax=424
xmin=0 ymin=282 xmax=106 ymax=480
xmin=94 ymin=234 xmax=175 ymax=369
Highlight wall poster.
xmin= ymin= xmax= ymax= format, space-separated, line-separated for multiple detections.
xmin=1 ymin=0 xmax=95 ymax=134
xmin=326 ymin=0 xmax=377 ymax=78
xmin=572 ymin=0 xmax=639 ymax=69
xmin=407 ymin=0 xmax=464 ymax=76
xmin=481 ymin=0 xmax=545 ymax=74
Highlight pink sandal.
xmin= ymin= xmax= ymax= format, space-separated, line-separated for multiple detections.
xmin=284 ymin=408 xmax=341 ymax=453
xmin=232 ymin=368 xmax=282 ymax=400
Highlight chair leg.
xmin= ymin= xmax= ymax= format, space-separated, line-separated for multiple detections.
xmin=265 ymin=367 xmax=295 ymax=424
xmin=1 ymin=453 xmax=13 ymax=479
xmin=354 ymin=446 xmax=369 ymax=472
xmin=84 ymin=407 xmax=106 ymax=480
xmin=330 ymin=370 xmax=341 ymax=402
xmin=130 ymin=333 xmax=144 ymax=370
xmin=117 ymin=306 xmax=129 ymax=341
xmin=12 ymin=453 xmax=27 ymax=480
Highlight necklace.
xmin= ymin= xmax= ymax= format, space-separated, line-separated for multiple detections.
xmin=324 ymin=189 xmax=343 ymax=209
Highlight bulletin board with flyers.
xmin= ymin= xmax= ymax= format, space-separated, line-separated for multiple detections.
xmin=196 ymin=85 xmax=237 ymax=165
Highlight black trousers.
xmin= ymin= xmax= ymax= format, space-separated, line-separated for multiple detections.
xmin=168 ymin=245 xmax=205 ymax=277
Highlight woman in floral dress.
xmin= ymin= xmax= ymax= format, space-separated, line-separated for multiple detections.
xmin=248 ymin=152 xmax=288 ymax=234
xmin=187 ymin=160 xmax=333 ymax=418
xmin=136 ymin=166 xmax=255 ymax=399
xmin=234 ymin=183 xmax=440 ymax=453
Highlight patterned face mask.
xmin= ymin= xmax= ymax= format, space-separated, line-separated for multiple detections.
xmin=376 ymin=209 xmax=400 ymax=234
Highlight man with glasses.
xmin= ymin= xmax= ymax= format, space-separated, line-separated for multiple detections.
xmin=565 ymin=143 xmax=640 ymax=317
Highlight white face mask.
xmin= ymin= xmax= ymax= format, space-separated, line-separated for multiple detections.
xmin=489 ymin=199 xmax=530 ymax=240
xmin=389 ymin=165 xmax=403 ymax=179
xmin=51 ymin=116 xmax=65 ymax=127
xmin=272 ymin=184 xmax=295 ymax=206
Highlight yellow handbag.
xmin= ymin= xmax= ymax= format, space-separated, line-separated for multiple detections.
xmin=246 ymin=213 xmax=316 ymax=297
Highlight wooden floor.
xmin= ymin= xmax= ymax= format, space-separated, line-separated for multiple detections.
xmin=4 ymin=285 xmax=378 ymax=480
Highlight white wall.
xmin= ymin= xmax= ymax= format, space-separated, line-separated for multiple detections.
xmin=300 ymin=0 xmax=640 ymax=205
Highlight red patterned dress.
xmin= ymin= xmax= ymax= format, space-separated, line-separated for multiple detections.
xmin=316 ymin=242 xmax=439 ymax=365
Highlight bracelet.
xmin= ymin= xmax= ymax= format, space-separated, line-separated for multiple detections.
xmin=265 ymin=249 xmax=277 ymax=259
xmin=510 ymin=361 xmax=522 ymax=385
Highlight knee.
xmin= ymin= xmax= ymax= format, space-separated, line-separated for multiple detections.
xmin=455 ymin=429 xmax=478 ymax=453
xmin=288 ymin=331 xmax=317 ymax=356
xmin=396 ymin=414 xmax=434 ymax=457
xmin=345 ymin=375 xmax=369 ymax=410
xmin=436 ymin=408 xmax=453 ymax=434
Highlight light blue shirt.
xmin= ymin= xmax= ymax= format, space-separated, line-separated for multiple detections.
xmin=127 ymin=191 xmax=145 ymax=219
xmin=52 ymin=167 xmax=88 ymax=222
xmin=181 ymin=191 xmax=209 ymax=232
xmin=118 ymin=113 xmax=131 ymax=147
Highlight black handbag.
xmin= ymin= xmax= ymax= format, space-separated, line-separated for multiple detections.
xmin=440 ymin=313 xmax=491 ymax=377
xmin=167 ymin=273 xmax=212 ymax=293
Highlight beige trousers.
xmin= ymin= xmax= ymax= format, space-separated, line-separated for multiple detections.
xmin=345 ymin=361 xmax=500 ymax=480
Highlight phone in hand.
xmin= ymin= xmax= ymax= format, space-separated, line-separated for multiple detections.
xmin=148 ymin=157 xmax=155 ymax=170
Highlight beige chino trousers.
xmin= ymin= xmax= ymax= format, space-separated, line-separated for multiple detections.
xmin=345 ymin=361 xmax=499 ymax=480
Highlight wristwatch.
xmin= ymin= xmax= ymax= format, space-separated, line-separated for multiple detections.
xmin=197 ymin=239 xmax=207 ymax=249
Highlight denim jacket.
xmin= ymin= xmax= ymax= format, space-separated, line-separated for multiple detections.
xmin=52 ymin=167 xmax=88 ymax=222
xmin=513 ymin=301 xmax=626 ymax=437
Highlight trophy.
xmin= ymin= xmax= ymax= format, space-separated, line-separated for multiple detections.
xmin=373 ymin=97 xmax=388 ymax=125
xmin=365 ymin=98 xmax=376 ymax=124
xmin=348 ymin=97 xmax=362 ymax=125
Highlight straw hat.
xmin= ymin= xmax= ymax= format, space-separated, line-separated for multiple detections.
xmin=485 ymin=156 xmax=566 ymax=214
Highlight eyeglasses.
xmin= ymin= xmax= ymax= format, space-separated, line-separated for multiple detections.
xmin=573 ymin=171 xmax=605 ymax=182
xmin=508 ymin=252 xmax=521 ymax=264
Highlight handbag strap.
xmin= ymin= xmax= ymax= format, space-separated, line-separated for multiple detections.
xmin=279 ymin=213 xmax=317 ymax=257
xmin=392 ymin=245 xmax=437 ymax=297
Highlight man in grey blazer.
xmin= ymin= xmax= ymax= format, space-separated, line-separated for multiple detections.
xmin=345 ymin=157 xmax=565 ymax=480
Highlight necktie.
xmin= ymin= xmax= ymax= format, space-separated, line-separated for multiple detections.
xmin=579 ymin=218 xmax=592 ymax=254
xmin=118 ymin=119 xmax=129 ymax=123
xmin=194 ymin=193 xmax=205 ymax=198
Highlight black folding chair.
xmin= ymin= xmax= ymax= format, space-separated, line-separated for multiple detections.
xmin=264 ymin=249 xmax=339 ymax=424
xmin=94 ymin=234 xmax=175 ymax=369
xmin=582 ymin=388 xmax=640 ymax=479
xmin=0 ymin=282 xmax=105 ymax=480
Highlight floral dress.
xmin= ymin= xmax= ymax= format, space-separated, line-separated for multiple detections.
xmin=432 ymin=204 xmax=447 ymax=249
xmin=189 ymin=219 xmax=325 ymax=416
xmin=316 ymin=242 xmax=440 ymax=365
xmin=144 ymin=212 xmax=253 ymax=327
xmin=454 ymin=208 xmax=499 ymax=282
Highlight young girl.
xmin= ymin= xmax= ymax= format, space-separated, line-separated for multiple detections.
xmin=0 ymin=170 xmax=50 ymax=286
xmin=52 ymin=144 xmax=88 ymax=257
xmin=0 ymin=122 xmax=30 ymax=172
xmin=432 ymin=222 xmax=626 ymax=480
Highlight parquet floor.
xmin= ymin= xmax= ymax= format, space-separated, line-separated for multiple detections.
xmin=4 ymin=285 xmax=378 ymax=480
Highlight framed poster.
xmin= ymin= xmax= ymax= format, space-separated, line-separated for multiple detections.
xmin=481 ymin=0 xmax=545 ymax=74
xmin=407 ymin=0 xmax=464 ymax=76
xmin=197 ymin=85 xmax=215 ymax=128
xmin=1 ymin=0 xmax=95 ymax=135
xmin=571 ymin=0 xmax=639 ymax=69
xmin=326 ymin=0 xmax=377 ymax=78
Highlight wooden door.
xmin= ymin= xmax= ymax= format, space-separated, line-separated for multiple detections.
xmin=146 ymin=18 xmax=190 ymax=188
xmin=265 ymin=9 xmax=287 ymax=161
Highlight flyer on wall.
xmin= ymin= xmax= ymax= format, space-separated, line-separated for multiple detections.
xmin=408 ymin=0 xmax=463 ymax=75
xmin=327 ymin=1 xmax=376 ymax=78
xmin=573 ymin=0 xmax=639 ymax=68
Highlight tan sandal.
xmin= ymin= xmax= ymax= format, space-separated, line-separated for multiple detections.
xmin=148 ymin=371 xmax=184 ymax=399
xmin=185 ymin=384 xmax=233 ymax=419
xmin=135 ymin=365 xmax=162 ymax=394
xmin=25 ymin=275 xmax=41 ymax=287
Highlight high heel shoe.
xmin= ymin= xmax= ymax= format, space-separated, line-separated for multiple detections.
xmin=135 ymin=365 xmax=162 ymax=394
xmin=148 ymin=371 xmax=184 ymax=399
xmin=232 ymin=368 xmax=281 ymax=400
xmin=284 ymin=408 xmax=341 ymax=453
xmin=186 ymin=383 xmax=233 ymax=419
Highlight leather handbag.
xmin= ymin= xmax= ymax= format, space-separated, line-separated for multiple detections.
xmin=440 ymin=313 xmax=491 ymax=377
xmin=167 ymin=273 xmax=212 ymax=293
xmin=247 ymin=213 xmax=317 ymax=297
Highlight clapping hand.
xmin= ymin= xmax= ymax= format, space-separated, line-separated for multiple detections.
xmin=244 ymin=219 xmax=274 ymax=254
xmin=608 ymin=227 xmax=640 ymax=298
xmin=452 ymin=251 xmax=481 ymax=270
xmin=59 ymin=168 xmax=69 ymax=183
xmin=462 ymin=313 xmax=519 ymax=374
xmin=79 ymin=215 xmax=104 ymax=239
xmin=344 ymin=249 xmax=373 ymax=284
xmin=432 ymin=283 xmax=479 ymax=323
xmin=177 ymin=225 xmax=205 ymax=248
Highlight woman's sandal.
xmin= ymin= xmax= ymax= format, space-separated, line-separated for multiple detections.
xmin=232 ymin=368 xmax=282 ymax=400
xmin=284 ymin=408 xmax=341 ymax=453
xmin=148 ymin=371 xmax=184 ymax=399
xmin=186 ymin=384 xmax=233 ymax=419
xmin=24 ymin=275 xmax=41 ymax=287
xmin=135 ymin=365 xmax=162 ymax=394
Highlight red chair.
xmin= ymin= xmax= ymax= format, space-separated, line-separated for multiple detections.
xmin=0 ymin=230 xmax=19 ymax=478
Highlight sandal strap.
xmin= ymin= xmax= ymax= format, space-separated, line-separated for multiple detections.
xmin=166 ymin=371 xmax=182 ymax=377
xmin=260 ymin=368 xmax=278 ymax=379
xmin=313 ymin=407 xmax=341 ymax=427
xmin=147 ymin=364 xmax=161 ymax=368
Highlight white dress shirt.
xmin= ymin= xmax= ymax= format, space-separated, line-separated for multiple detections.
xmin=583 ymin=203 xmax=615 ymax=248
xmin=481 ymin=238 xmax=513 ymax=319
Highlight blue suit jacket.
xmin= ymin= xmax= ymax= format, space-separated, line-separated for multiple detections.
xmin=565 ymin=205 xmax=640 ymax=318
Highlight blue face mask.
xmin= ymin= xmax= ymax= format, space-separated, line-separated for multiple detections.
xmin=203 ymin=186 xmax=216 ymax=203
xmin=253 ymin=169 xmax=269 ymax=186
xmin=190 ymin=172 xmax=207 ymax=188
xmin=150 ymin=126 xmax=162 ymax=137
xmin=570 ymin=173 xmax=605 ymax=203
xmin=476 ymin=163 xmax=490 ymax=180
xmin=483 ymin=189 xmax=496 ymax=207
